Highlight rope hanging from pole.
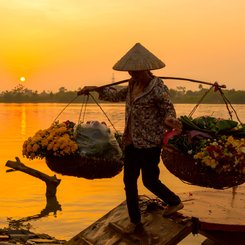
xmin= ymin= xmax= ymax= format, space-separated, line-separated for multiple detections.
xmin=88 ymin=93 xmax=119 ymax=133
xmin=188 ymin=85 xmax=214 ymax=118
xmin=188 ymin=82 xmax=242 ymax=124
xmin=52 ymin=95 xmax=79 ymax=123
xmin=78 ymin=94 xmax=89 ymax=124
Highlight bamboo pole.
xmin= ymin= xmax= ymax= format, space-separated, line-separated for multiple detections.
xmin=160 ymin=77 xmax=226 ymax=88
xmin=79 ymin=76 xmax=226 ymax=94
xmin=99 ymin=76 xmax=226 ymax=89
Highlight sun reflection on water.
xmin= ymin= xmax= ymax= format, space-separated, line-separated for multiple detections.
xmin=21 ymin=105 xmax=26 ymax=139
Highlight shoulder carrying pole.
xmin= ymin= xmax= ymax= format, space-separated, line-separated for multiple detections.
xmin=94 ymin=76 xmax=226 ymax=90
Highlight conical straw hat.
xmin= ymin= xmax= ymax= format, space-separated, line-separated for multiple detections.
xmin=113 ymin=43 xmax=165 ymax=71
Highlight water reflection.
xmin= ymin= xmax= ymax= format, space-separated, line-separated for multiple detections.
xmin=8 ymin=195 xmax=62 ymax=229
xmin=0 ymin=103 xmax=245 ymax=241
xmin=5 ymin=157 xmax=62 ymax=228
xmin=21 ymin=105 xmax=26 ymax=139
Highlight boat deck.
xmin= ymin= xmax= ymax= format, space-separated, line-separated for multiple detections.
xmin=66 ymin=186 xmax=245 ymax=245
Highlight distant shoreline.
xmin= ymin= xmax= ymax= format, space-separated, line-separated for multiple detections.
xmin=1 ymin=86 xmax=245 ymax=103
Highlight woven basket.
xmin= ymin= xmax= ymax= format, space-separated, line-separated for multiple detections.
xmin=161 ymin=145 xmax=245 ymax=189
xmin=45 ymin=155 xmax=123 ymax=179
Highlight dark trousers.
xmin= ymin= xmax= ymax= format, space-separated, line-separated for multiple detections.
xmin=123 ymin=144 xmax=181 ymax=224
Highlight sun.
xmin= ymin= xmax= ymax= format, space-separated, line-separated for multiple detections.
xmin=20 ymin=76 xmax=26 ymax=82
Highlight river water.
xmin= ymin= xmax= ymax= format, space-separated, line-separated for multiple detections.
xmin=0 ymin=103 xmax=244 ymax=244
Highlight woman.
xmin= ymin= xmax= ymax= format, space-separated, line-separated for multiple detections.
xmin=78 ymin=43 xmax=183 ymax=233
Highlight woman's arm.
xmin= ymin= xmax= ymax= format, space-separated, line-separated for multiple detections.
xmin=77 ymin=85 xmax=128 ymax=102
xmin=98 ymin=86 xmax=128 ymax=102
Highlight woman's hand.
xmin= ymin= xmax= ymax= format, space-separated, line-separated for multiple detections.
xmin=77 ymin=86 xmax=98 ymax=96
xmin=164 ymin=116 xmax=182 ymax=134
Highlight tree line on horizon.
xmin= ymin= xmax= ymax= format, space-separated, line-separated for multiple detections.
xmin=0 ymin=83 xmax=245 ymax=104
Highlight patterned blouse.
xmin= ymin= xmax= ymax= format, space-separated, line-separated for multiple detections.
xmin=98 ymin=77 xmax=176 ymax=149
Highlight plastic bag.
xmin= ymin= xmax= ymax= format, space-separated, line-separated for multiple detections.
xmin=74 ymin=121 xmax=122 ymax=160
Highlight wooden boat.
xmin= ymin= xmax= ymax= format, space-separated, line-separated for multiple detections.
xmin=179 ymin=186 xmax=245 ymax=245
xmin=66 ymin=186 xmax=245 ymax=245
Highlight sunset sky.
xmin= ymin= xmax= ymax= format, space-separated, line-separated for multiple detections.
xmin=0 ymin=0 xmax=245 ymax=92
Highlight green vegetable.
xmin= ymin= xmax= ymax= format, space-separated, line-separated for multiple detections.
xmin=180 ymin=116 xmax=201 ymax=130
xmin=180 ymin=115 xmax=240 ymax=135
xmin=192 ymin=116 xmax=218 ymax=132
xmin=180 ymin=116 xmax=212 ymax=133
xmin=216 ymin=119 xmax=238 ymax=132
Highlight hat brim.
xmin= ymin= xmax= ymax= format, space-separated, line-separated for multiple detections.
xmin=113 ymin=43 xmax=165 ymax=71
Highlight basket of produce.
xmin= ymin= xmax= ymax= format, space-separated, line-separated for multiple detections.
xmin=161 ymin=82 xmax=245 ymax=189
xmin=22 ymin=120 xmax=123 ymax=179
xmin=162 ymin=115 xmax=245 ymax=189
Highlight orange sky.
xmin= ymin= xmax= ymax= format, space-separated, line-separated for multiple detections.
xmin=0 ymin=0 xmax=245 ymax=92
